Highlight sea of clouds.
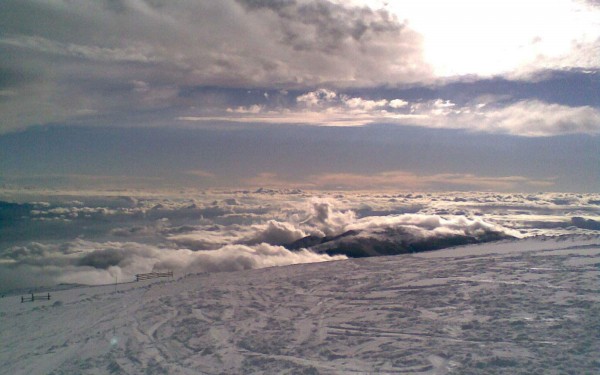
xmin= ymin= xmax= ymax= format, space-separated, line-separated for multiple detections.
xmin=1 ymin=189 xmax=599 ymax=292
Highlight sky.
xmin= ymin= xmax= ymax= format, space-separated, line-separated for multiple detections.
xmin=1 ymin=0 xmax=599 ymax=192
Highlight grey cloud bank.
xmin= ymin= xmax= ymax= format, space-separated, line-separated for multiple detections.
xmin=0 ymin=0 xmax=428 ymax=133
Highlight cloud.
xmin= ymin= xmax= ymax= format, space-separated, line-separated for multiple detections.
xmin=181 ymin=90 xmax=600 ymax=136
xmin=462 ymin=100 xmax=600 ymax=136
xmin=178 ymin=89 xmax=415 ymax=126
xmin=1 ymin=0 xmax=598 ymax=134
xmin=244 ymin=220 xmax=308 ymax=245
xmin=168 ymin=228 xmax=245 ymax=250
xmin=297 ymin=88 xmax=337 ymax=106
xmin=185 ymin=243 xmax=345 ymax=273
xmin=0 ymin=238 xmax=344 ymax=292
xmin=240 ymin=170 xmax=556 ymax=191
xmin=1 ymin=189 xmax=599 ymax=292
xmin=0 ymin=0 xmax=428 ymax=133
xmin=226 ymin=105 xmax=263 ymax=114
xmin=342 ymin=96 xmax=388 ymax=111
xmin=0 ymin=34 xmax=160 ymax=63
xmin=0 ymin=196 xmax=517 ymax=289
xmin=345 ymin=213 xmax=513 ymax=238
xmin=407 ymin=98 xmax=600 ymax=136
xmin=389 ymin=99 xmax=408 ymax=108
xmin=281 ymin=198 xmax=521 ymax=257
xmin=301 ymin=199 xmax=357 ymax=237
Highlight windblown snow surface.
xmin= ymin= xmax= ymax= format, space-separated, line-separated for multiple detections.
xmin=1 ymin=235 xmax=599 ymax=374
xmin=1 ymin=189 xmax=599 ymax=373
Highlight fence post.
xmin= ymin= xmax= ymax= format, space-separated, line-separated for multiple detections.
xmin=21 ymin=296 xmax=23 ymax=303
xmin=31 ymin=293 xmax=34 ymax=302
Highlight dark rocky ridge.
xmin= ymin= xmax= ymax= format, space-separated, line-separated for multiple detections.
xmin=286 ymin=227 xmax=512 ymax=258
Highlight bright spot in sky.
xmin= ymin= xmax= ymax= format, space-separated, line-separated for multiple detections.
xmin=354 ymin=0 xmax=600 ymax=77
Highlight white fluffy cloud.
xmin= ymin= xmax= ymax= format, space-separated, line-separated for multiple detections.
xmin=244 ymin=220 xmax=308 ymax=245
xmin=345 ymin=214 xmax=518 ymax=240
xmin=301 ymin=199 xmax=358 ymax=237
xmin=343 ymin=97 xmax=388 ymax=111
xmin=463 ymin=100 xmax=600 ymax=136
xmin=297 ymin=89 xmax=338 ymax=107
xmin=185 ymin=243 xmax=345 ymax=273
xmin=0 ymin=239 xmax=344 ymax=291
xmin=389 ymin=99 xmax=408 ymax=108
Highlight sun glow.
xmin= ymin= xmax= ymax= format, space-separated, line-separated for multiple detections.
xmin=356 ymin=0 xmax=600 ymax=77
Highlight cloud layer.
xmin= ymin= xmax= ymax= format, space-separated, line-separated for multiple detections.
xmin=0 ymin=239 xmax=344 ymax=292
xmin=182 ymin=90 xmax=600 ymax=136
xmin=1 ymin=0 xmax=598 ymax=133
xmin=0 ymin=0 xmax=428 ymax=132
xmin=1 ymin=189 xmax=598 ymax=291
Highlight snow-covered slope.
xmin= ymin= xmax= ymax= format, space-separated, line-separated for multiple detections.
xmin=1 ymin=235 xmax=599 ymax=374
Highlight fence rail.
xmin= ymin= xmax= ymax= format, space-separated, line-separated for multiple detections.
xmin=21 ymin=293 xmax=51 ymax=303
xmin=135 ymin=271 xmax=173 ymax=282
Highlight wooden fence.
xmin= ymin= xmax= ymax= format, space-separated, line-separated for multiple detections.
xmin=21 ymin=293 xmax=51 ymax=303
xmin=135 ymin=271 xmax=173 ymax=282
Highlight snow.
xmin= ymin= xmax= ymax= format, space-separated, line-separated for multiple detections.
xmin=1 ymin=235 xmax=598 ymax=374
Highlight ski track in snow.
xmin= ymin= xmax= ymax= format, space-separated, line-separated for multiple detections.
xmin=1 ymin=236 xmax=599 ymax=374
